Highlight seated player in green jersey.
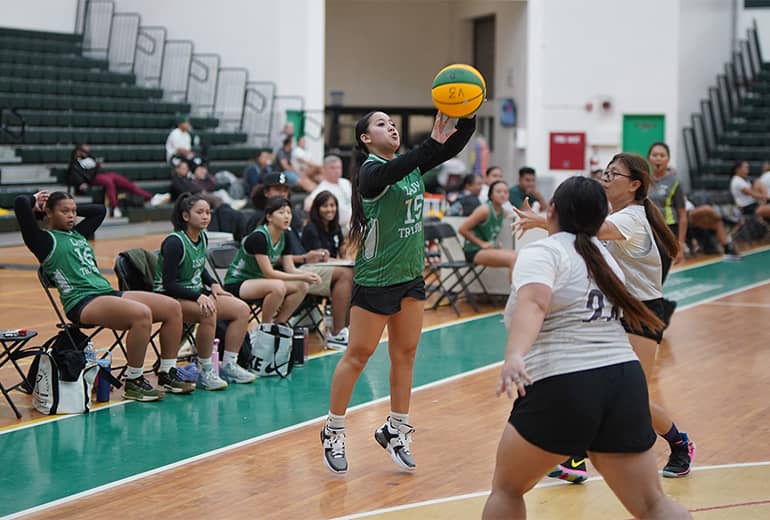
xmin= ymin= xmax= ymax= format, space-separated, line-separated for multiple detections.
xmin=155 ymin=193 xmax=256 ymax=390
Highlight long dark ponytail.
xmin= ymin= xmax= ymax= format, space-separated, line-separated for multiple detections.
xmin=609 ymin=153 xmax=679 ymax=259
xmin=554 ymin=176 xmax=664 ymax=333
xmin=348 ymin=111 xmax=377 ymax=250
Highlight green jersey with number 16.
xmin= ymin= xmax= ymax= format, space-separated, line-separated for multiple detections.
xmin=42 ymin=229 xmax=114 ymax=311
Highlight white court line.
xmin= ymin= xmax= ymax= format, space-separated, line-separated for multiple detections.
xmin=0 ymin=400 xmax=130 ymax=436
xmin=675 ymin=280 xmax=770 ymax=312
xmin=669 ymin=244 xmax=770 ymax=274
xmin=7 ymin=278 xmax=770 ymax=518
xmin=332 ymin=461 xmax=770 ymax=519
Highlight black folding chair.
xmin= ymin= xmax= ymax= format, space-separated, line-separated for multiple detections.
xmin=423 ymin=221 xmax=487 ymax=315
xmin=290 ymin=294 xmax=327 ymax=342
xmin=114 ymin=249 xmax=198 ymax=373
xmin=37 ymin=267 xmax=129 ymax=376
xmin=206 ymin=241 xmax=263 ymax=324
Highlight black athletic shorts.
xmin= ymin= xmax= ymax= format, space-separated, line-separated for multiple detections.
xmin=741 ymin=202 xmax=759 ymax=216
xmin=224 ymin=281 xmax=246 ymax=299
xmin=351 ymin=276 xmax=426 ymax=315
xmin=509 ymin=361 xmax=656 ymax=455
xmin=622 ymin=298 xmax=665 ymax=343
xmin=66 ymin=290 xmax=124 ymax=326
xmin=464 ymin=249 xmax=480 ymax=263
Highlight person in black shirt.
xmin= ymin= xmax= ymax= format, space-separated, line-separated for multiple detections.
xmin=301 ymin=191 xmax=353 ymax=349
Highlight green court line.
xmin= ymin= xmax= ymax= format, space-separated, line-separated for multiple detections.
xmin=1 ymin=249 xmax=769 ymax=516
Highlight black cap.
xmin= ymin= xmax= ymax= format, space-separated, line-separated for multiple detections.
xmin=264 ymin=172 xmax=288 ymax=186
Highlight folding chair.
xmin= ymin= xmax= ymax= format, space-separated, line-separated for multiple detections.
xmin=37 ymin=267 xmax=129 ymax=376
xmin=290 ymin=294 xmax=327 ymax=342
xmin=423 ymin=221 xmax=487 ymax=315
xmin=114 ymin=249 xmax=198 ymax=373
xmin=206 ymin=241 xmax=263 ymax=324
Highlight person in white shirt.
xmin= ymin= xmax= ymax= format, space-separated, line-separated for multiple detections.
xmin=165 ymin=115 xmax=201 ymax=168
xmin=514 ymin=154 xmax=695 ymax=482
xmin=304 ymin=155 xmax=353 ymax=232
xmin=292 ymin=135 xmax=323 ymax=181
xmin=483 ymin=176 xmax=690 ymax=520
xmin=479 ymin=166 xmax=515 ymax=217
xmin=729 ymin=160 xmax=770 ymax=220
xmin=759 ymin=161 xmax=770 ymax=195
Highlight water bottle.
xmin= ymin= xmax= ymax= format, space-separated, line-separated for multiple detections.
xmin=96 ymin=357 xmax=112 ymax=402
xmin=291 ymin=327 xmax=307 ymax=367
xmin=83 ymin=341 xmax=96 ymax=363
xmin=323 ymin=305 xmax=334 ymax=336
xmin=211 ymin=338 xmax=220 ymax=376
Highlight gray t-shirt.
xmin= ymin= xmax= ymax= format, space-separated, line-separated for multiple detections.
xmin=604 ymin=204 xmax=663 ymax=301
xmin=503 ymin=232 xmax=637 ymax=383
xmin=649 ymin=171 xmax=685 ymax=225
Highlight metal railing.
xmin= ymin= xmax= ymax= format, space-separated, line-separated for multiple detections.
xmin=683 ymin=19 xmax=765 ymax=185
xmin=75 ymin=0 xmax=287 ymax=147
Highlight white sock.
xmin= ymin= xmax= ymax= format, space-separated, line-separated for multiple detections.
xmin=199 ymin=356 xmax=213 ymax=370
xmin=159 ymin=358 xmax=176 ymax=373
xmin=223 ymin=350 xmax=237 ymax=365
xmin=327 ymin=412 xmax=345 ymax=430
xmin=125 ymin=366 xmax=143 ymax=379
xmin=389 ymin=412 xmax=409 ymax=429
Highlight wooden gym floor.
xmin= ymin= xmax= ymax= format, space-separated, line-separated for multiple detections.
xmin=0 ymin=235 xmax=769 ymax=519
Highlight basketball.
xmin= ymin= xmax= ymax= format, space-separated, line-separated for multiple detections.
xmin=431 ymin=64 xmax=486 ymax=118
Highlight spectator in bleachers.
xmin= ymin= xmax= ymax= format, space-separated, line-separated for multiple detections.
xmin=170 ymin=161 xmax=222 ymax=210
xmin=685 ymin=198 xmax=741 ymax=258
xmin=276 ymin=137 xmax=316 ymax=192
xmin=273 ymin=121 xmax=295 ymax=155
xmin=729 ymin=160 xmax=770 ymax=220
xmin=243 ymin=150 xmax=275 ymax=198
xmin=459 ymin=180 xmax=518 ymax=280
xmin=224 ymin=196 xmax=320 ymax=327
xmin=166 ymin=115 xmax=202 ymax=169
xmin=192 ymin=164 xmax=246 ymax=210
xmin=447 ymin=174 xmax=482 ymax=216
xmin=509 ymin=166 xmax=547 ymax=211
xmin=758 ymin=161 xmax=770 ymax=196
xmin=68 ymin=143 xmax=160 ymax=218
xmin=302 ymin=191 xmax=353 ymax=349
xmin=647 ymin=142 xmax=687 ymax=263
xmin=303 ymin=155 xmax=353 ymax=232
xmin=479 ymin=166 xmax=503 ymax=203
xmin=292 ymin=135 xmax=323 ymax=181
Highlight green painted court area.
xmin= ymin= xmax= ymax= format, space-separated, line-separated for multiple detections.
xmin=1 ymin=249 xmax=768 ymax=516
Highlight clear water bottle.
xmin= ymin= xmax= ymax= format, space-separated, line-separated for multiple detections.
xmin=83 ymin=341 xmax=96 ymax=363
xmin=211 ymin=338 xmax=220 ymax=376
xmin=323 ymin=305 xmax=334 ymax=336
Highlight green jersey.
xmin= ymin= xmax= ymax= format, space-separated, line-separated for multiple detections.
xmin=354 ymin=154 xmax=425 ymax=287
xmin=463 ymin=201 xmax=504 ymax=253
xmin=153 ymin=231 xmax=208 ymax=293
xmin=42 ymin=229 xmax=114 ymax=312
xmin=224 ymin=225 xmax=285 ymax=284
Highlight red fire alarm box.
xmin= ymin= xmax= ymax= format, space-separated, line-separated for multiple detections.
xmin=549 ymin=132 xmax=586 ymax=170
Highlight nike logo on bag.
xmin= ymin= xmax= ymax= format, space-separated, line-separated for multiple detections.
xmin=570 ymin=458 xmax=586 ymax=468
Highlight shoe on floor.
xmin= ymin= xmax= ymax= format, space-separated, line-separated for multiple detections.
xmin=149 ymin=193 xmax=170 ymax=207
xmin=374 ymin=418 xmax=416 ymax=471
xmin=220 ymin=361 xmax=257 ymax=384
xmin=196 ymin=366 xmax=228 ymax=391
xmin=321 ymin=425 xmax=348 ymax=474
xmin=157 ymin=367 xmax=195 ymax=394
xmin=326 ymin=327 xmax=349 ymax=351
xmin=662 ymin=433 xmax=696 ymax=478
xmin=548 ymin=456 xmax=588 ymax=484
xmin=123 ymin=375 xmax=164 ymax=402
xmin=112 ymin=207 xmax=123 ymax=219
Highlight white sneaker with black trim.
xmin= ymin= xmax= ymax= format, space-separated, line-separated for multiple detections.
xmin=321 ymin=425 xmax=348 ymax=474
xmin=374 ymin=419 xmax=416 ymax=471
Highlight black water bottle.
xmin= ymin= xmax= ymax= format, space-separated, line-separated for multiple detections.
xmin=291 ymin=327 xmax=307 ymax=367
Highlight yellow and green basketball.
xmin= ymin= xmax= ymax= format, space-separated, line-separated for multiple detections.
xmin=431 ymin=64 xmax=486 ymax=118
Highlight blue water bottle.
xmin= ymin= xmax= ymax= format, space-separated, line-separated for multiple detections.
xmin=96 ymin=355 xmax=112 ymax=402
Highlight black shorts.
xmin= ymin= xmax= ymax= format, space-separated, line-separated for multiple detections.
xmin=351 ymin=277 xmax=426 ymax=315
xmin=66 ymin=290 xmax=123 ymax=326
xmin=742 ymin=202 xmax=759 ymax=216
xmin=464 ymin=249 xmax=479 ymax=263
xmin=224 ymin=281 xmax=246 ymax=299
xmin=622 ymin=298 xmax=665 ymax=343
xmin=509 ymin=361 xmax=656 ymax=455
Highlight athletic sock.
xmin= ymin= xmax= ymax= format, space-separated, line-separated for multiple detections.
xmin=222 ymin=350 xmax=237 ymax=365
xmin=389 ymin=412 xmax=409 ymax=429
xmin=662 ymin=423 xmax=684 ymax=446
xmin=199 ymin=356 xmax=214 ymax=371
xmin=125 ymin=366 xmax=143 ymax=380
xmin=159 ymin=358 xmax=176 ymax=373
xmin=327 ymin=412 xmax=345 ymax=430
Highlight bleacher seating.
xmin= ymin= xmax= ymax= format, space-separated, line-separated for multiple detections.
xmin=0 ymin=26 xmax=263 ymax=226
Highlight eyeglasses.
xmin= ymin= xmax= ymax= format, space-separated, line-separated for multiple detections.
xmin=601 ymin=170 xmax=633 ymax=182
